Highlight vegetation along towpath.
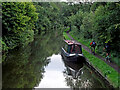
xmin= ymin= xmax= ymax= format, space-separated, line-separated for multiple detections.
xmin=66 ymin=32 xmax=120 ymax=74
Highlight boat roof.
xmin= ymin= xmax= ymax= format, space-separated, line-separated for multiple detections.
xmin=64 ymin=40 xmax=81 ymax=45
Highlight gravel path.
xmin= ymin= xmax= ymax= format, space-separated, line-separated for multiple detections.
xmin=67 ymin=33 xmax=120 ymax=73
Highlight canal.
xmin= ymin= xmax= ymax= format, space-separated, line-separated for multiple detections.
xmin=2 ymin=33 xmax=109 ymax=89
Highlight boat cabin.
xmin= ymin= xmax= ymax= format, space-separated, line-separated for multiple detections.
xmin=61 ymin=40 xmax=85 ymax=62
xmin=63 ymin=40 xmax=82 ymax=54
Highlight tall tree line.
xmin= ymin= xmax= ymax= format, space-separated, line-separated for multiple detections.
xmin=1 ymin=2 xmax=120 ymax=64
xmin=63 ymin=2 xmax=120 ymax=64
xmin=2 ymin=2 xmax=64 ymax=52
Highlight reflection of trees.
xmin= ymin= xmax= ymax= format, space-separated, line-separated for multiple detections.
xmin=63 ymin=59 xmax=106 ymax=88
xmin=2 ymin=31 xmax=63 ymax=88
xmin=63 ymin=66 xmax=94 ymax=88
xmin=62 ymin=59 xmax=84 ymax=88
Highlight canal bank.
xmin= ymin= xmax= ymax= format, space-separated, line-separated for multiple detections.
xmin=63 ymin=32 xmax=120 ymax=88
xmin=85 ymin=59 xmax=114 ymax=88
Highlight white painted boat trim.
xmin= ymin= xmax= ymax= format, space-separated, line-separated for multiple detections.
xmin=69 ymin=54 xmax=83 ymax=56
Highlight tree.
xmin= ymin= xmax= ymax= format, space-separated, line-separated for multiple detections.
xmin=94 ymin=2 xmax=120 ymax=54
xmin=2 ymin=2 xmax=38 ymax=50
xmin=80 ymin=12 xmax=95 ymax=39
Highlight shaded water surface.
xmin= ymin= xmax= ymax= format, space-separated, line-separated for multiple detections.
xmin=3 ymin=33 xmax=109 ymax=89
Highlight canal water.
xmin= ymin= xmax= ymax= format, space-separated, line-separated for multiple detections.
xmin=2 ymin=33 xmax=109 ymax=89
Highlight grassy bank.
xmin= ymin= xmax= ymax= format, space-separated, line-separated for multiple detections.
xmin=69 ymin=32 xmax=119 ymax=67
xmin=63 ymin=32 xmax=120 ymax=88
xmin=82 ymin=49 xmax=119 ymax=88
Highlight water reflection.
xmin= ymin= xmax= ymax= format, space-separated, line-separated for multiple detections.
xmin=62 ymin=60 xmax=83 ymax=79
xmin=3 ymin=31 xmax=109 ymax=88
xmin=62 ymin=57 xmax=107 ymax=88
xmin=35 ymin=54 xmax=68 ymax=88
xmin=2 ymin=32 xmax=63 ymax=88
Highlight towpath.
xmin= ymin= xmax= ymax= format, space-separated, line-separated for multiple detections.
xmin=66 ymin=33 xmax=120 ymax=73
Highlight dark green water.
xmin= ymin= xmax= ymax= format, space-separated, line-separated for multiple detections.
xmin=2 ymin=33 xmax=109 ymax=89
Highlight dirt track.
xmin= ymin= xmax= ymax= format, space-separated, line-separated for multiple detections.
xmin=67 ymin=33 xmax=120 ymax=73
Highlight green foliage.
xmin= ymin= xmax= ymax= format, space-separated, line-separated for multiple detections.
xmin=0 ymin=3 xmax=1 ymax=18
xmin=0 ymin=38 xmax=8 ymax=52
xmin=34 ymin=3 xmax=50 ymax=34
xmin=63 ymin=32 xmax=71 ymax=40
xmin=2 ymin=2 xmax=120 ymax=56
xmin=2 ymin=2 xmax=38 ymax=50
xmin=34 ymin=2 xmax=63 ymax=34
xmin=64 ymin=27 xmax=70 ymax=32
xmin=93 ymin=2 xmax=120 ymax=56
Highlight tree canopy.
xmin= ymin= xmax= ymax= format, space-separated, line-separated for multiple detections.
xmin=2 ymin=2 xmax=120 ymax=65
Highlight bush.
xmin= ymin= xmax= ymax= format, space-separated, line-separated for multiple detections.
xmin=2 ymin=2 xmax=38 ymax=50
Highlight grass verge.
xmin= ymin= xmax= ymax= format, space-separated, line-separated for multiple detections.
xmin=63 ymin=32 xmax=71 ymax=40
xmin=63 ymin=32 xmax=120 ymax=88
xmin=83 ymin=49 xmax=119 ymax=88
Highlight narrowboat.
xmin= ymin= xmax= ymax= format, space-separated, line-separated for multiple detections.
xmin=61 ymin=40 xmax=85 ymax=62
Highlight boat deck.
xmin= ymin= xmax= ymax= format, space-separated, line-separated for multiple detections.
xmin=64 ymin=40 xmax=81 ymax=45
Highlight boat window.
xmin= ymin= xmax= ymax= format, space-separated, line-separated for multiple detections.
xmin=64 ymin=44 xmax=68 ymax=52
xmin=70 ymin=45 xmax=75 ymax=53
xmin=67 ymin=45 xmax=71 ymax=53
xmin=75 ymin=45 xmax=81 ymax=54
xmin=70 ymin=45 xmax=82 ymax=54
xmin=63 ymin=41 xmax=71 ymax=53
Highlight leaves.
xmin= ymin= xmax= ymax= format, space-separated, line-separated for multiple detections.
xmin=2 ymin=2 xmax=38 ymax=50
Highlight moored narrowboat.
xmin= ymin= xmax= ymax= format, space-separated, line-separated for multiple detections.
xmin=61 ymin=40 xmax=85 ymax=62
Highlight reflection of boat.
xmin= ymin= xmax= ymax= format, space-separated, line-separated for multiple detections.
xmin=61 ymin=40 xmax=85 ymax=62
xmin=62 ymin=58 xmax=83 ymax=79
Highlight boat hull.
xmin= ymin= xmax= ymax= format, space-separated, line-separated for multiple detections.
xmin=61 ymin=48 xmax=85 ymax=63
